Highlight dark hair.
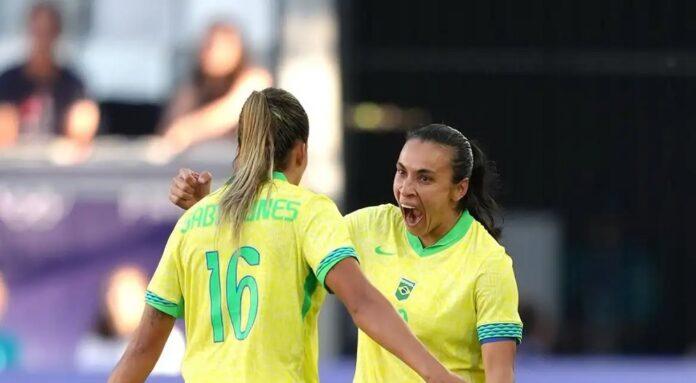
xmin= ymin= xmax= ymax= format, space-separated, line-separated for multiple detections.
xmin=220 ymin=88 xmax=309 ymax=238
xmin=406 ymin=124 xmax=502 ymax=239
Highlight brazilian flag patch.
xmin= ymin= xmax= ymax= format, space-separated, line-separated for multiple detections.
xmin=395 ymin=277 xmax=416 ymax=301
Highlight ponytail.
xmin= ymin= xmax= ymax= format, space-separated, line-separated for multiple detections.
xmin=220 ymin=91 xmax=275 ymax=238
xmin=465 ymin=140 xmax=502 ymax=239
xmin=218 ymin=87 xmax=309 ymax=241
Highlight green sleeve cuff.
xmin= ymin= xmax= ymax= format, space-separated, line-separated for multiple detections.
xmin=477 ymin=323 xmax=523 ymax=344
xmin=315 ymin=246 xmax=359 ymax=289
xmin=145 ymin=290 xmax=184 ymax=318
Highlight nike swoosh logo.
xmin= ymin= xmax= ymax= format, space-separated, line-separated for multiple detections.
xmin=374 ymin=246 xmax=395 ymax=256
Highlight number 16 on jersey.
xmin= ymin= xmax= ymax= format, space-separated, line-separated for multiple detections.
xmin=206 ymin=246 xmax=261 ymax=342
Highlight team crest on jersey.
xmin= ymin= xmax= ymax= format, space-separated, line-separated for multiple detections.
xmin=395 ymin=277 xmax=416 ymax=301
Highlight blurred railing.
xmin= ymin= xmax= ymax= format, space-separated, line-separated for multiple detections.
xmin=0 ymin=137 xmax=236 ymax=196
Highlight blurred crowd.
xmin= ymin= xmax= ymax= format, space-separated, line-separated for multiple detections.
xmin=74 ymin=265 xmax=185 ymax=375
xmin=0 ymin=1 xmax=272 ymax=373
xmin=0 ymin=265 xmax=184 ymax=374
xmin=0 ymin=1 xmax=271 ymax=164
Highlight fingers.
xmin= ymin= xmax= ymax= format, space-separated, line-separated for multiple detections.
xmin=171 ymin=169 xmax=198 ymax=209
xmin=170 ymin=182 xmax=195 ymax=207
xmin=172 ymin=168 xmax=210 ymax=208
xmin=174 ymin=175 xmax=196 ymax=195
xmin=197 ymin=171 xmax=212 ymax=185
xmin=178 ymin=168 xmax=194 ymax=180
xmin=169 ymin=192 xmax=194 ymax=210
xmin=197 ymin=171 xmax=212 ymax=198
xmin=177 ymin=167 xmax=198 ymax=186
xmin=171 ymin=182 xmax=194 ymax=200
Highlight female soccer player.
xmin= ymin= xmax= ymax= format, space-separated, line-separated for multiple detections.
xmin=347 ymin=125 xmax=521 ymax=383
xmin=109 ymin=90 xmax=463 ymax=383
xmin=171 ymin=124 xmax=522 ymax=383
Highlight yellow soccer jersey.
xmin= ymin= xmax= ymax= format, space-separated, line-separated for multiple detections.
xmin=346 ymin=204 xmax=522 ymax=383
xmin=146 ymin=172 xmax=357 ymax=382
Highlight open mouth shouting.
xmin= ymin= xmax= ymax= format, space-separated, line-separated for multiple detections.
xmin=400 ymin=203 xmax=424 ymax=228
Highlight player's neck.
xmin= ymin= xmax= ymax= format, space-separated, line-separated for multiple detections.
xmin=280 ymin=162 xmax=305 ymax=185
xmin=419 ymin=211 xmax=461 ymax=247
xmin=284 ymin=170 xmax=302 ymax=185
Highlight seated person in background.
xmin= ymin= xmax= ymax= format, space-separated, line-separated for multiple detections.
xmin=0 ymin=2 xmax=99 ymax=157
xmin=151 ymin=22 xmax=271 ymax=159
xmin=75 ymin=264 xmax=184 ymax=375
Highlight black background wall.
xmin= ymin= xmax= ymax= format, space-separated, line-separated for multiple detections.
xmin=341 ymin=0 xmax=696 ymax=354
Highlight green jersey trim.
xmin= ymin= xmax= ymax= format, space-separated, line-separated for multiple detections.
xmin=405 ymin=210 xmax=474 ymax=257
xmin=301 ymin=272 xmax=319 ymax=319
xmin=315 ymin=246 xmax=359 ymax=289
xmin=224 ymin=171 xmax=287 ymax=186
xmin=145 ymin=290 xmax=183 ymax=318
xmin=477 ymin=322 xmax=523 ymax=344
xmin=272 ymin=171 xmax=288 ymax=181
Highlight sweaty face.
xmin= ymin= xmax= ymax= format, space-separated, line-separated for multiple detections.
xmin=393 ymin=139 xmax=467 ymax=244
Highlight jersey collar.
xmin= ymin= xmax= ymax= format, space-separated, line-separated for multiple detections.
xmin=226 ymin=171 xmax=288 ymax=185
xmin=405 ymin=210 xmax=474 ymax=257
xmin=273 ymin=171 xmax=288 ymax=181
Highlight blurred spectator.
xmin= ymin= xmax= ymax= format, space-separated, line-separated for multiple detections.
xmin=0 ymin=2 xmax=99 ymax=160
xmin=149 ymin=22 xmax=271 ymax=161
xmin=562 ymin=213 xmax=659 ymax=353
xmin=74 ymin=264 xmax=184 ymax=375
xmin=0 ymin=272 xmax=20 ymax=371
